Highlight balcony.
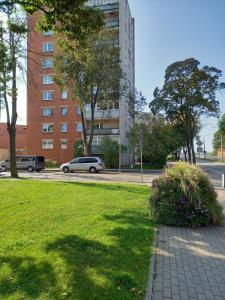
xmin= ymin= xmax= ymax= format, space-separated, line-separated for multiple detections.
xmin=87 ymin=128 xmax=119 ymax=135
xmin=84 ymin=109 xmax=120 ymax=120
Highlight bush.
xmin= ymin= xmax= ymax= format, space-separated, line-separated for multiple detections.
xmin=45 ymin=159 xmax=60 ymax=168
xmin=148 ymin=163 xmax=224 ymax=227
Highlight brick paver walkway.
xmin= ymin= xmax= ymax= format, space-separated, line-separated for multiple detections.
xmin=148 ymin=190 xmax=225 ymax=300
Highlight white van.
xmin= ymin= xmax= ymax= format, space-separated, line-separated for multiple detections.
xmin=60 ymin=157 xmax=105 ymax=173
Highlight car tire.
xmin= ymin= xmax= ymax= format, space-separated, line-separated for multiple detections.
xmin=63 ymin=166 xmax=70 ymax=173
xmin=89 ymin=166 xmax=97 ymax=173
xmin=27 ymin=166 xmax=34 ymax=172
xmin=1 ymin=166 xmax=6 ymax=172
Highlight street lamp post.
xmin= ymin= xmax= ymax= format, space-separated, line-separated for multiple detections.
xmin=138 ymin=128 xmax=143 ymax=183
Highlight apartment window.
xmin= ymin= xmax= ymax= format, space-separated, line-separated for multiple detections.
xmin=60 ymin=123 xmax=68 ymax=133
xmin=61 ymin=107 xmax=68 ymax=116
xmin=42 ymin=139 xmax=53 ymax=149
xmin=76 ymin=123 xmax=83 ymax=132
xmin=42 ymin=58 xmax=53 ymax=69
xmin=42 ymin=91 xmax=54 ymax=100
xmin=76 ymin=106 xmax=81 ymax=115
xmin=43 ymin=30 xmax=54 ymax=36
xmin=61 ymin=90 xmax=68 ymax=99
xmin=42 ymin=123 xmax=54 ymax=133
xmin=42 ymin=107 xmax=54 ymax=116
xmin=42 ymin=42 xmax=54 ymax=52
xmin=43 ymin=75 xmax=54 ymax=85
xmin=61 ymin=139 xmax=68 ymax=149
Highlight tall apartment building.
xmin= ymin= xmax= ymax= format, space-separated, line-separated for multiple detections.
xmin=27 ymin=0 xmax=135 ymax=164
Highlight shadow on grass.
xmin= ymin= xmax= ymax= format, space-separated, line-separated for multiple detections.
xmin=0 ymin=210 xmax=154 ymax=300
xmin=0 ymin=256 xmax=59 ymax=299
xmin=57 ymin=181 xmax=149 ymax=195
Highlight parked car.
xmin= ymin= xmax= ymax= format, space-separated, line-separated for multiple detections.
xmin=60 ymin=157 xmax=105 ymax=173
xmin=0 ymin=155 xmax=45 ymax=172
xmin=0 ymin=166 xmax=3 ymax=173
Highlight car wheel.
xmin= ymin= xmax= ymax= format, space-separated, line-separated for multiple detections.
xmin=89 ymin=166 xmax=97 ymax=173
xmin=27 ymin=166 xmax=34 ymax=172
xmin=2 ymin=166 xmax=6 ymax=172
xmin=63 ymin=166 xmax=70 ymax=173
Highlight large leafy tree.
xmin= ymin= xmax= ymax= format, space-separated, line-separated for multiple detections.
xmin=150 ymin=58 xmax=225 ymax=164
xmin=0 ymin=0 xmax=103 ymax=42
xmin=54 ymin=29 xmax=124 ymax=156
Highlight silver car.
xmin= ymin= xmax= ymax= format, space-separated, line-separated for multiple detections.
xmin=60 ymin=157 xmax=105 ymax=173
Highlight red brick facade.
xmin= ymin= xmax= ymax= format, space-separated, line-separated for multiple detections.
xmin=0 ymin=123 xmax=27 ymax=159
xmin=27 ymin=13 xmax=82 ymax=164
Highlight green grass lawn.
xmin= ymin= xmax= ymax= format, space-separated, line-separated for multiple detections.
xmin=0 ymin=180 xmax=154 ymax=300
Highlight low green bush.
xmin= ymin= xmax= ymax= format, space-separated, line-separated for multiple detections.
xmin=45 ymin=159 xmax=60 ymax=168
xmin=148 ymin=163 xmax=224 ymax=227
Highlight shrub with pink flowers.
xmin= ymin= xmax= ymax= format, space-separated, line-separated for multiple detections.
xmin=148 ymin=163 xmax=224 ymax=227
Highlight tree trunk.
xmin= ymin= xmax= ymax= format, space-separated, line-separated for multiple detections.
xmin=8 ymin=125 xmax=18 ymax=178
xmin=187 ymin=143 xmax=192 ymax=163
xmin=183 ymin=147 xmax=187 ymax=162
xmin=190 ymin=137 xmax=196 ymax=164
xmin=9 ymin=28 xmax=18 ymax=178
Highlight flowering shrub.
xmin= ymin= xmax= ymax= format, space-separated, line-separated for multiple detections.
xmin=149 ymin=163 xmax=224 ymax=227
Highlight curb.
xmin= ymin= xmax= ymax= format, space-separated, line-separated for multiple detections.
xmin=145 ymin=227 xmax=159 ymax=300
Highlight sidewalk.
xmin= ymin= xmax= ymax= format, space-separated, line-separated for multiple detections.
xmin=146 ymin=190 xmax=225 ymax=300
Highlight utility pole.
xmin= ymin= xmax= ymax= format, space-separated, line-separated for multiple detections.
xmin=203 ymin=138 xmax=206 ymax=159
xmin=118 ymin=134 xmax=121 ymax=173
xmin=221 ymin=133 xmax=224 ymax=163
xmin=139 ymin=128 xmax=143 ymax=183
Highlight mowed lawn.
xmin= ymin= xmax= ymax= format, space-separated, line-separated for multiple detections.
xmin=0 ymin=180 xmax=154 ymax=300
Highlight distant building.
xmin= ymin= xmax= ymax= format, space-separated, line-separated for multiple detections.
xmin=0 ymin=123 xmax=27 ymax=160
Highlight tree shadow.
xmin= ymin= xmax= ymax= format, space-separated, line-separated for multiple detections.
xmin=0 ymin=256 xmax=60 ymax=299
xmin=45 ymin=210 xmax=154 ymax=300
xmin=0 ymin=210 xmax=154 ymax=299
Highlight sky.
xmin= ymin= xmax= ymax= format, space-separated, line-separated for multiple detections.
xmin=12 ymin=0 xmax=225 ymax=151
xmin=128 ymin=0 xmax=225 ymax=152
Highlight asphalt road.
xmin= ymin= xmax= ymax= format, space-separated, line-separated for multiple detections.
xmin=197 ymin=159 xmax=225 ymax=188
xmin=0 ymin=160 xmax=224 ymax=187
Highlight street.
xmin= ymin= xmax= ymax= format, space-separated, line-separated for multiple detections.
xmin=1 ymin=160 xmax=225 ymax=187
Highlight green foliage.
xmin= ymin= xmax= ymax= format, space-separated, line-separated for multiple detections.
xmin=150 ymin=58 xmax=225 ymax=164
xmin=73 ymin=140 xmax=84 ymax=158
xmin=218 ymin=113 xmax=225 ymax=133
xmin=128 ymin=116 xmax=182 ymax=168
xmin=1 ymin=0 xmax=104 ymax=43
xmin=149 ymin=163 xmax=224 ymax=227
xmin=0 ymin=180 xmax=153 ymax=300
xmin=45 ymin=159 xmax=59 ymax=168
xmin=54 ymin=29 xmax=124 ymax=155
xmin=97 ymin=136 xmax=125 ymax=168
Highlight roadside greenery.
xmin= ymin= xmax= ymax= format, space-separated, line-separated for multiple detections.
xmin=150 ymin=58 xmax=225 ymax=164
xmin=97 ymin=136 xmax=126 ymax=168
xmin=0 ymin=180 xmax=154 ymax=300
xmin=128 ymin=115 xmax=183 ymax=168
xmin=149 ymin=163 xmax=224 ymax=227
xmin=213 ymin=114 xmax=225 ymax=154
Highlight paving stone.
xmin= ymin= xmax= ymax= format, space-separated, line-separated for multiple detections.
xmin=149 ymin=191 xmax=225 ymax=300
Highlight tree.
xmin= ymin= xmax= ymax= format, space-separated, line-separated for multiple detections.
xmin=0 ymin=8 xmax=27 ymax=178
xmin=73 ymin=140 xmax=84 ymax=158
xmin=212 ymin=114 xmax=225 ymax=154
xmin=128 ymin=115 xmax=183 ymax=168
xmin=0 ymin=0 xmax=103 ymax=43
xmin=97 ymin=136 xmax=125 ymax=168
xmin=54 ymin=29 xmax=124 ymax=156
xmin=150 ymin=58 xmax=225 ymax=164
